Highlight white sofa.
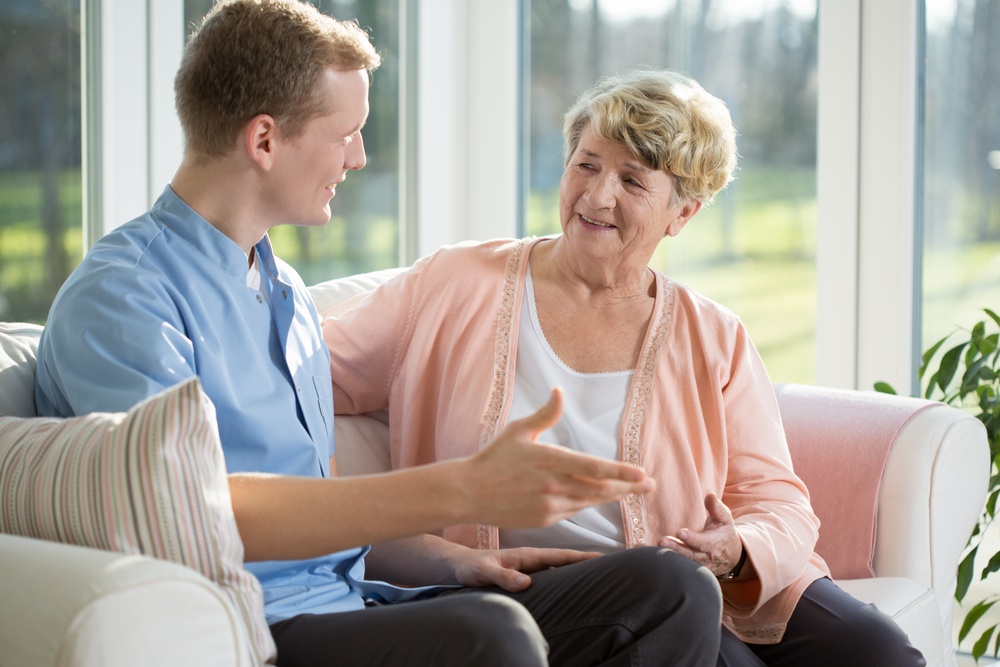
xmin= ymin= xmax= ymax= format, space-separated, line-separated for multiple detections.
xmin=0 ymin=270 xmax=990 ymax=667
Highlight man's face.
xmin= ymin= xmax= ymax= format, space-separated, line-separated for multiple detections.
xmin=268 ymin=67 xmax=370 ymax=227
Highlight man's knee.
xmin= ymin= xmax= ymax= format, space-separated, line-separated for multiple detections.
xmin=618 ymin=547 xmax=723 ymax=622
xmin=441 ymin=593 xmax=548 ymax=667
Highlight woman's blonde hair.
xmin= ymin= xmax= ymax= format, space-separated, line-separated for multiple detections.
xmin=563 ymin=68 xmax=737 ymax=205
xmin=175 ymin=0 xmax=381 ymax=157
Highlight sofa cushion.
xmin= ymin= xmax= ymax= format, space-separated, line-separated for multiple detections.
xmin=0 ymin=322 xmax=43 ymax=417
xmin=0 ymin=377 xmax=276 ymax=665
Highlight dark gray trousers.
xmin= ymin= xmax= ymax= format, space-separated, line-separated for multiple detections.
xmin=717 ymin=577 xmax=927 ymax=667
xmin=269 ymin=546 xmax=722 ymax=667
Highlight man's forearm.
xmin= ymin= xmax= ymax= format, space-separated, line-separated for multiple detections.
xmin=229 ymin=461 xmax=470 ymax=562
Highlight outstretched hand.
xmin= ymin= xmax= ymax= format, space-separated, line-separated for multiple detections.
xmin=660 ymin=493 xmax=743 ymax=577
xmin=451 ymin=547 xmax=602 ymax=592
xmin=462 ymin=387 xmax=654 ymax=529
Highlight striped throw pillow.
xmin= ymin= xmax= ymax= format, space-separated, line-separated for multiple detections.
xmin=0 ymin=377 xmax=276 ymax=665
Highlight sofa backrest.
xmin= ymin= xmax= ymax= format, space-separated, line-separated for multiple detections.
xmin=0 ymin=323 xmax=43 ymax=417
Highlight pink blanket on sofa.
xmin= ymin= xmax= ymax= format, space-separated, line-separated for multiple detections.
xmin=774 ymin=384 xmax=940 ymax=579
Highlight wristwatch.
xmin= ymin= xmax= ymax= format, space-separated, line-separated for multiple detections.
xmin=717 ymin=547 xmax=747 ymax=581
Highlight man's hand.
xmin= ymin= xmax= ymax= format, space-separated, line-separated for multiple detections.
xmin=660 ymin=493 xmax=744 ymax=577
xmin=459 ymin=388 xmax=655 ymax=528
xmin=232 ymin=388 xmax=653 ymax=563
xmin=450 ymin=546 xmax=602 ymax=592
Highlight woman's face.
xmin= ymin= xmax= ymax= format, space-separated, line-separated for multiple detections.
xmin=559 ymin=123 xmax=700 ymax=274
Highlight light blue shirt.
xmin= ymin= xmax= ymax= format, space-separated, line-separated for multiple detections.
xmin=35 ymin=185 xmax=437 ymax=623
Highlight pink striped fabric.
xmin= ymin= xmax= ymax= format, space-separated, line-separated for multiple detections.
xmin=0 ymin=378 xmax=275 ymax=665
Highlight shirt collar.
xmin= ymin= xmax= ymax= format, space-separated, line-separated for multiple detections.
xmin=152 ymin=185 xmax=280 ymax=283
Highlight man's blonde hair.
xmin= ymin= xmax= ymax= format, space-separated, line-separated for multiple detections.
xmin=563 ymin=68 xmax=737 ymax=205
xmin=175 ymin=0 xmax=381 ymax=156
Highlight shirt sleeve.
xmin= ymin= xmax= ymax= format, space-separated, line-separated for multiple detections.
xmin=36 ymin=264 xmax=196 ymax=417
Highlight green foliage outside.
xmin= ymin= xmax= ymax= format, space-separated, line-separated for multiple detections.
xmin=0 ymin=168 xmax=396 ymax=324
xmin=0 ymin=169 xmax=83 ymax=324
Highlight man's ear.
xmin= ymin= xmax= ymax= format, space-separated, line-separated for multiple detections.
xmin=245 ymin=114 xmax=279 ymax=171
xmin=665 ymin=199 xmax=703 ymax=237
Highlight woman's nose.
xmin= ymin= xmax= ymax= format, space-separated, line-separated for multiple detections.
xmin=584 ymin=174 xmax=618 ymax=209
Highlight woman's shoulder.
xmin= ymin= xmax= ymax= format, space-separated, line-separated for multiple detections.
xmin=413 ymin=237 xmax=536 ymax=280
xmin=659 ymin=273 xmax=743 ymax=329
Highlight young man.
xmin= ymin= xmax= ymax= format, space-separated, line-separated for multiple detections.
xmin=35 ymin=1 xmax=722 ymax=665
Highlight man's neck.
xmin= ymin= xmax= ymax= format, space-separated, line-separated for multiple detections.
xmin=170 ymin=152 xmax=269 ymax=255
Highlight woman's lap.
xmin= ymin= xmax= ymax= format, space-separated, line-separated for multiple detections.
xmin=718 ymin=578 xmax=926 ymax=667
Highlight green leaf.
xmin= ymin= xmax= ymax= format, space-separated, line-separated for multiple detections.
xmin=873 ymin=381 xmax=896 ymax=395
xmin=958 ymin=547 xmax=979 ymax=601
xmin=919 ymin=335 xmax=951 ymax=378
xmin=962 ymin=356 xmax=993 ymax=395
xmin=925 ymin=370 xmax=940 ymax=400
xmin=984 ymin=549 xmax=1000 ymax=578
xmin=938 ymin=342 xmax=970 ymax=392
xmin=985 ymin=308 xmax=1000 ymax=330
xmin=959 ymin=599 xmax=997 ymax=643
xmin=973 ymin=625 xmax=998 ymax=661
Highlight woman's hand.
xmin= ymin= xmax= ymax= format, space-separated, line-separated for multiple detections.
xmin=660 ymin=493 xmax=745 ymax=578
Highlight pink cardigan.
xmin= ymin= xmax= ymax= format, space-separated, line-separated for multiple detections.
xmin=324 ymin=237 xmax=830 ymax=643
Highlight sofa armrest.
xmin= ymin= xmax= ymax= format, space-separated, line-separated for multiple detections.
xmin=875 ymin=406 xmax=990 ymax=619
xmin=0 ymin=534 xmax=256 ymax=667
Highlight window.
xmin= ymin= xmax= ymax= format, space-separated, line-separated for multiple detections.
xmin=523 ymin=0 xmax=819 ymax=382
xmin=921 ymin=0 xmax=1000 ymax=351
xmin=0 ymin=1 xmax=83 ymax=323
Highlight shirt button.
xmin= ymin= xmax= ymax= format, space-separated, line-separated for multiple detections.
xmin=281 ymin=290 xmax=288 ymax=300
xmin=256 ymin=294 xmax=263 ymax=303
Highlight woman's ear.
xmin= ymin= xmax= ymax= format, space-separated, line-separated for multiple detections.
xmin=245 ymin=114 xmax=278 ymax=171
xmin=665 ymin=199 xmax=703 ymax=237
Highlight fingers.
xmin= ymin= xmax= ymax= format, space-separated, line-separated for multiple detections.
xmin=545 ymin=444 xmax=654 ymax=486
xmin=494 ymin=567 xmax=533 ymax=592
xmin=508 ymin=547 xmax=602 ymax=572
xmin=507 ymin=387 xmax=564 ymax=440
xmin=704 ymin=493 xmax=734 ymax=525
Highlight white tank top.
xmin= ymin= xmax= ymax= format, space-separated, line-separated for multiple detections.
xmin=499 ymin=267 xmax=630 ymax=553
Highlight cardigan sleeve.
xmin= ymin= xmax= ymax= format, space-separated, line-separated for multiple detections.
xmin=719 ymin=321 xmax=820 ymax=615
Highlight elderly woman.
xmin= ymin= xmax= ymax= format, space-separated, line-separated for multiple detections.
xmin=324 ymin=69 xmax=924 ymax=666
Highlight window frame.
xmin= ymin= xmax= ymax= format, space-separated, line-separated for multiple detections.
xmin=89 ymin=0 xmax=923 ymax=392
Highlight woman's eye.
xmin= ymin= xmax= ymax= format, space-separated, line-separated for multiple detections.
xmin=578 ymin=162 xmax=595 ymax=170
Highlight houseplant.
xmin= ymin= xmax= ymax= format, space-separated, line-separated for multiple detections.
xmin=876 ymin=309 xmax=1000 ymax=661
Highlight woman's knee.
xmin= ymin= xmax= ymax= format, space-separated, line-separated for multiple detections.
xmin=783 ymin=580 xmax=926 ymax=667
